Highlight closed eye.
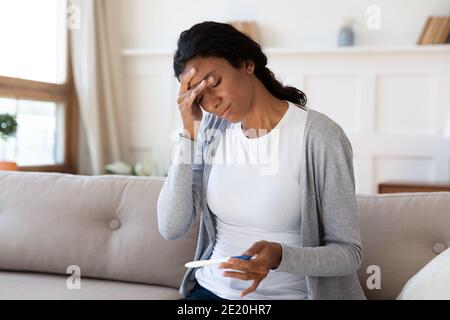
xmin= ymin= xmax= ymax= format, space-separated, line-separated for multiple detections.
xmin=197 ymin=78 xmax=221 ymax=104
xmin=211 ymin=78 xmax=221 ymax=87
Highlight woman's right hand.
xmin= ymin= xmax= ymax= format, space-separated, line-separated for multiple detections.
xmin=177 ymin=67 xmax=214 ymax=140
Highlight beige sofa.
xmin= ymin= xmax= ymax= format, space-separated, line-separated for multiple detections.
xmin=0 ymin=171 xmax=449 ymax=300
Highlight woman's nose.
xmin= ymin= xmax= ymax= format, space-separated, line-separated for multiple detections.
xmin=203 ymin=95 xmax=222 ymax=112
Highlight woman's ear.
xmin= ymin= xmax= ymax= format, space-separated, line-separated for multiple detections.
xmin=245 ymin=60 xmax=255 ymax=75
xmin=240 ymin=60 xmax=255 ymax=75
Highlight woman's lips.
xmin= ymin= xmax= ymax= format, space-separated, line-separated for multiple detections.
xmin=219 ymin=104 xmax=231 ymax=117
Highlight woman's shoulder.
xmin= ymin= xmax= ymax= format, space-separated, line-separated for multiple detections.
xmin=305 ymin=108 xmax=348 ymax=141
xmin=304 ymin=108 xmax=354 ymax=160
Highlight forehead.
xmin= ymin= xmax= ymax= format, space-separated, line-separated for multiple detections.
xmin=180 ymin=56 xmax=228 ymax=83
xmin=185 ymin=56 xmax=224 ymax=73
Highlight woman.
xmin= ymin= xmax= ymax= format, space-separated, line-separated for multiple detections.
xmin=157 ymin=21 xmax=366 ymax=300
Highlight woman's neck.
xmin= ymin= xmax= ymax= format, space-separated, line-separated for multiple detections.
xmin=240 ymin=81 xmax=289 ymax=136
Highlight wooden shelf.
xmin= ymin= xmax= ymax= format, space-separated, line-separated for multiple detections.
xmin=263 ymin=44 xmax=450 ymax=55
xmin=122 ymin=44 xmax=450 ymax=57
xmin=378 ymin=181 xmax=450 ymax=193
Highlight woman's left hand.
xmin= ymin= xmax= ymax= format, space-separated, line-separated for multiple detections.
xmin=218 ymin=240 xmax=283 ymax=298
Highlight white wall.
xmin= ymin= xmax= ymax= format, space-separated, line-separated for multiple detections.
xmin=117 ymin=0 xmax=450 ymax=50
xmin=122 ymin=46 xmax=450 ymax=194
xmin=111 ymin=0 xmax=450 ymax=194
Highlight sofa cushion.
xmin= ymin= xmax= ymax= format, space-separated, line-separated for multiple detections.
xmin=0 ymin=270 xmax=181 ymax=299
xmin=3 ymin=171 xmax=450 ymax=300
xmin=356 ymin=192 xmax=450 ymax=300
xmin=0 ymin=171 xmax=200 ymax=289
xmin=396 ymin=248 xmax=450 ymax=299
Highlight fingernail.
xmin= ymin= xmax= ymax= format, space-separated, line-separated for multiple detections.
xmin=190 ymin=68 xmax=196 ymax=73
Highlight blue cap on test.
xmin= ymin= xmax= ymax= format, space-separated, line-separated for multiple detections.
xmin=231 ymin=255 xmax=252 ymax=260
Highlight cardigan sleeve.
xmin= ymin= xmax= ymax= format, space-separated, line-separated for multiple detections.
xmin=156 ymin=116 xmax=207 ymax=240
xmin=275 ymin=128 xmax=363 ymax=276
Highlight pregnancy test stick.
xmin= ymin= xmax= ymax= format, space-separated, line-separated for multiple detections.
xmin=184 ymin=255 xmax=253 ymax=268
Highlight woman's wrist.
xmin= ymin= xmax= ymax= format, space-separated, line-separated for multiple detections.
xmin=270 ymin=242 xmax=283 ymax=270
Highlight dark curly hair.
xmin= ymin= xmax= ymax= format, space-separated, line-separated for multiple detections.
xmin=173 ymin=21 xmax=307 ymax=108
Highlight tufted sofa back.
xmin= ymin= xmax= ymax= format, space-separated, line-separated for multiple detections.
xmin=0 ymin=171 xmax=200 ymax=288
xmin=356 ymin=192 xmax=450 ymax=299
xmin=1 ymin=171 xmax=449 ymax=299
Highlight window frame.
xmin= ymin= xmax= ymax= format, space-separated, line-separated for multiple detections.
xmin=0 ymin=32 xmax=78 ymax=173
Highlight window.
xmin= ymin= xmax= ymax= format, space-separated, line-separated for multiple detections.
xmin=0 ymin=0 xmax=78 ymax=172
xmin=0 ymin=98 xmax=64 ymax=166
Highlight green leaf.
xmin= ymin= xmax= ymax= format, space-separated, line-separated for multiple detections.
xmin=0 ymin=113 xmax=18 ymax=140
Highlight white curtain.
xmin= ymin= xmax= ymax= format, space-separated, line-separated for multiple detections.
xmin=69 ymin=0 xmax=127 ymax=175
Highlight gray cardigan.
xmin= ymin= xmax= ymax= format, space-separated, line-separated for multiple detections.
xmin=157 ymin=107 xmax=367 ymax=300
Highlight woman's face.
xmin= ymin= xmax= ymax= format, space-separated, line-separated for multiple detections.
xmin=180 ymin=56 xmax=254 ymax=122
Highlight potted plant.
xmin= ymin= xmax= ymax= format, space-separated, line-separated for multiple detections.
xmin=105 ymin=159 xmax=159 ymax=176
xmin=0 ymin=113 xmax=18 ymax=171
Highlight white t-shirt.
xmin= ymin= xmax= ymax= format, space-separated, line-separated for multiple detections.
xmin=195 ymin=100 xmax=309 ymax=300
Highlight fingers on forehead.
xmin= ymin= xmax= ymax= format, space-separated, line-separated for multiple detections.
xmin=179 ymin=65 xmax=195 ymax=80
xmin=179 ymin=70 xmax=191 ymax=83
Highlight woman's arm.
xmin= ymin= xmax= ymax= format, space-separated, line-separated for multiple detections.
xmin=156 ymin=119 xmax=207 ymax=240
xmin=276 ymin=129 xmax=363 ymax=276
